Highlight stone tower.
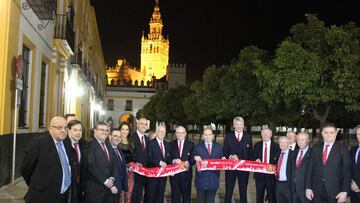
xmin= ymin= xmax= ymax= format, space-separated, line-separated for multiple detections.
xmin=140 ymin=0 xmax=169 ymax=82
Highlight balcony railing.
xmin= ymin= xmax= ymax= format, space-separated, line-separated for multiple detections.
xmin=23 ymin=0 xmax=56 ymax=20
xmin=54 ymin=14 xmax=75 ymax=51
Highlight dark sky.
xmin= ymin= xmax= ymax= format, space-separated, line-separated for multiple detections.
xmin=93 ymin=0 xmax=359 ymax=82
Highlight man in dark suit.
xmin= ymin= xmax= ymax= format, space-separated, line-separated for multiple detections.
xmin=305 ymin=122 xmax=351 ymax=203
xmin=108 ymin=129 xmax=128 ymax=202
xmin=193 ymin=127 xmax=223 ymax=203
xmin=144 ymin=124 xmax=171 ymax=203
xmin=64 ymin=119 xmax=86 ymax=203
xmin=21 ymin=116 xmax=75 ymax=203
xmin=287 ymin=131 xmax=299 ymax=151
xmin=224 ymin=116 xmax=253 ymax=203
xmin=350 ymin=124 xmax=360 ymax=202
xmin=253 ymin=127 xmax=280 ymax=203
xmin=275 ymin=136 xmax=293 ymax=203
xmin=169 ymin=126 xmax=195 ymax=203
xmin=131 ymin=117 xmax=150 ymax=203
xmin=84 ymin=121 xmax=118 ymax=203
xmin=291 ymin=132 xmax=311 ymax=203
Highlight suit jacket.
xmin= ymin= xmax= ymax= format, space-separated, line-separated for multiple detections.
xmin=133 ymin=132 xmax=149 ymax=166
xmin=253 ymin=141 xmax=280 ymax=179
xmin=169 ymin=139 xmax=195 ymax=176
xmin=84 ymin=138 xmax=116 ymax=202
xmin=192 ymin=142 xmax=223 ymax=190
xmin=291 ymin=147 xmax=312 ymax=203
xmin=305 ymin=141 xmax=351 ymax=198
xmin=350 ymin=145 xmax=360 ymax=189
xmin=21 ymin=134 xmax=75 ymax=203
xmin=111 ymin=145 xmax=128 ymax=192
xmin=63 ymin=136 xmax=87 ymax=202
xmin=147 ymin=139 xmax=171 ymax=167
xmin=223 ymin=131 xmax=253 ymax=160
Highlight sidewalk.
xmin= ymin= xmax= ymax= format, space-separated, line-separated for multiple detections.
xmin=0 ymin=178 xmax=26 ymax=203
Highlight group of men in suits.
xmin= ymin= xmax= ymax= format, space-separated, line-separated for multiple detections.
xmin=21 ymin=116 xmax=128 ymax=203
xmin=21 ymin=115 xmax=360 ymax=203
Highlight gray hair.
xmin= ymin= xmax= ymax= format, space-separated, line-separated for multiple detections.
xmin=261 ymin=127 xmax=272 ymax=135
xmin=233 ymin=116 xmax=244 ymax=125
xmin=286 ymin=131 xmax=296 ymax=136
xmin=297 ymin=132 xmax=309 ymax=140
xmin=278 ymin=136 xmax=289 ymax=142
xmin=355 ymin=124 xmax=360 ymax=132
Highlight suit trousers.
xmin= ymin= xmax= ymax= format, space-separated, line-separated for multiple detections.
xmin=130 ymin=173 xmax=146 ymax=203
xmin=170 ymin=173 xmax=192 ymax=203
xmin=275 ymin=181 xmax=292 ymax=203
xmin=224 ymin=171 xmax=249 ymax=203
xmin=196 ymin=189 xmax=217 ymax=203
xmin=255 ymin=175 xmax=276 ymax=203
xmin=313 ymin=183 xmax=337 ymax=203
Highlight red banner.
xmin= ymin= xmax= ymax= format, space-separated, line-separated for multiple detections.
xmin=128 ymin=159 xmax=275 ymax=177
xmin=128 ymin=162 xmax=188 ymax=177
xmin=196 ymin=159 xmax=275 ymax=174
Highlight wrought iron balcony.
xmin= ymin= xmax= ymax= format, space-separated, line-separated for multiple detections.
xmin=54 ymin=14 xmax=75 ymax=52
xmin=23 ymin=0 xmax=56 ymax=20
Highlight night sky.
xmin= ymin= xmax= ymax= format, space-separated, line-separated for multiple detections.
xmin=93 ymin=0 xmax=359 ymax=82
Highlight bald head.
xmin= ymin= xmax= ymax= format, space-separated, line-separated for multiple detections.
xmin=49 ymin=116 xmax=67 ymax=141
xmin=175 ymin=126 xmax=186 ymax=141
xmin=137 ymin=118 xmax=149 ymax=134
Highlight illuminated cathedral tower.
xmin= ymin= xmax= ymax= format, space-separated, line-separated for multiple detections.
xmin=140 ymin=0 xmax=169 ymax=82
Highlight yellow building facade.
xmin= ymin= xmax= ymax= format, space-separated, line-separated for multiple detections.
xmin=0 ymin=0 xmax=105 ymax=186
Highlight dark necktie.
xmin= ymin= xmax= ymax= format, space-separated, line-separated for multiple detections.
xmin=74 ymin=142 xmax=79 ymax=163
xmin=296 ymin=150 xmax=303 ymax=168
xmin=114 ymin=147 xmax=122 ymax=161
xmin=101 ymin=142 xmax=109 ymax=162
xmin=276 ymin=152 xmax=285 ymax=179
xmin=322 ymin=144 xmax=330 ymax=165
xmin=160 ymin=141 xmax=164 ymax=158
xmin=207 ymin=144 xmax=211 ymax=155
xmin=178 ymin=141 xmax=182 ymax=156
xmin=141 ymin=136 xmax=145 ymax=151
xmin=263 ymin=143 xmax=268 ymax=163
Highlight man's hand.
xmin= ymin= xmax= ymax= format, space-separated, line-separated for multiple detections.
xmin=335 ymin=192 xmax=347 ymax=202
xmin=305 ymin=189 xmax=314 ymax=201
xmin=351 ymin=180 xmax=360 ymax=192
xmin=160 ymin=161 xmax=167 ymax=168
xmin=255 ymin=159 xmax=261 ymax=163
xmin=194 ymin=156 xmax=202 ymax=162
xmin=105 ymin=179 xmax=114 ymax=188
xmin=184 ymin=161 xmax=189 ymax=168
xmin=173 ymin=159 xmax=181 ymax=164
xmin=110 ymin=186 xmax=118 ymax=194
xmin=231 ymin=155 xmax=239 ymax=161
xmin=221 ymin=156 xmax=226 ymax=160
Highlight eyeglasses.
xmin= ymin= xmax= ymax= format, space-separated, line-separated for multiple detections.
xmin=97 ymin=128 xmax=110 ymax=133
xmin=51 ymin=126 xmax=68 ymax=130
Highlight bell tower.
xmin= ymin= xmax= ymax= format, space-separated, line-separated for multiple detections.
xmin=140 ymin=0 xmax=169 ymax=82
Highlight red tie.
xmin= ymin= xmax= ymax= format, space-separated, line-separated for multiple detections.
xmin=141 ymin=136 xmax=145 ymax=151
xmin=74 ymin=142 xmax=79 ymax=163
xmin=237 ymin=134 xmax=241 ymax=142
xmin=296 ymin=150 xmax=303 ymax=168
xmin=101 ymin=142 xmax=109 ymax=162
xmin=263 ymin=143 xmax=268 ymax=163
xmin=207 ymin=144 xmax=211 ymax=155
xmin=160 ymin=142 xmax=164 ymax=157
xmin=178 ymin=141 xmax=182 ymax=156
xmin=322 ymin=144 xmax=330 ymax=165
xmin=276 ymin=152 xmax=285 ymax=179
